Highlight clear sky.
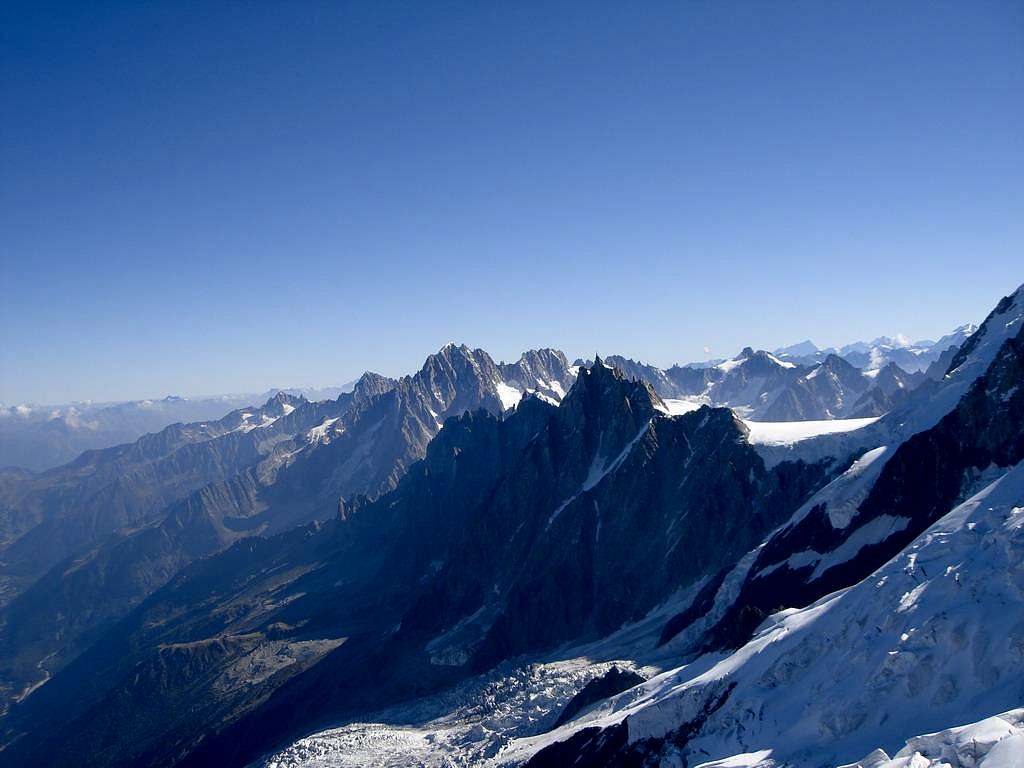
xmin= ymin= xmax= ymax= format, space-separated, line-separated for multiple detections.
xmin=2 ymin=1 xmax=1022 ymax=404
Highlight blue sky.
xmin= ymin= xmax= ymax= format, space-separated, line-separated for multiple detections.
xmin=2 ymin=1 xmax=1022 ymax=404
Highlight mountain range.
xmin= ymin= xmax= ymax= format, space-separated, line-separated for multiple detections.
xmin=0 ymin=388 xmax=348 ymax=472
xmin=772 ymin=324 xmax=978 ymax=372
xmin=0 ymin=285 xmax=1020 ymax=768
xmin=1 ymin=328 xmax=972 ymax=473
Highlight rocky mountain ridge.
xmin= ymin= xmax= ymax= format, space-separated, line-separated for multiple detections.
xmin=0 ymin=345 xmax=574 ymax=710
xmin=0 ymin=358 xmax=831 ymax=767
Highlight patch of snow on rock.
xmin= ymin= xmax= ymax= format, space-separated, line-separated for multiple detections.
xmin=658 ymin=398 xmax=706 ymax=416
xmin=495 ymin=381 xmax=523 ymax=411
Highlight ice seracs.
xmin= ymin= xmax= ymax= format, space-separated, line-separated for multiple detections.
xmin=839 ymin=709 xmax=1024 ymax=768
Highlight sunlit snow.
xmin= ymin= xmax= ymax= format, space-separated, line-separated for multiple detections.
xmin=742 ymin=416 xmax=880 ymax=445
xmin=495 ymin=381 xmax=523 ymax=411
xmin=657 ymin=398 xmax=705 ymax=416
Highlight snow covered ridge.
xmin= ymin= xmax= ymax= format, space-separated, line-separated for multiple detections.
xmin=838 ymin=709 xmax=1024 ymax=768
xmin=503 ymin=461 xmax=1024 ymax=767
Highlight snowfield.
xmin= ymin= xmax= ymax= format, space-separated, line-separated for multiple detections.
xmin=658 ymin=407 xmax=882 ymax=448
xmin=741 ymin=416 xmax=880 ymax=445
xmin=658 ymin=398 xmax=707 ymax=416
xmin=494 ymin=381 xmax=524 ymax=411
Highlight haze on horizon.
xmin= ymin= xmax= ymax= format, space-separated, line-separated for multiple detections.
xmin=2 ymin=1 xmax=1022 ymax=404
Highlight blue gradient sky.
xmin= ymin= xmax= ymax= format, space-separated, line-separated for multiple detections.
xmin=2 ymin=1 xmax=1022 ymax=404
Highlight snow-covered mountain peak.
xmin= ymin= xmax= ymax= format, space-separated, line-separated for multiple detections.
xmin=818 ymin=351 xmax=857 ymax=373
xmin=774 ymin=339 xmax=819 ymax=358
xmin=350 ymin=370 xmax=397 ymax=401
xmin=715 ymin=347 xmax=795 ymax=374
xmin=868 ymin=333 xmax=912 ymax=349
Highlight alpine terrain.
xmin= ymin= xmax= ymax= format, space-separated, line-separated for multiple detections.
xmin=0 ymin=282 xmax=1020 ymax=768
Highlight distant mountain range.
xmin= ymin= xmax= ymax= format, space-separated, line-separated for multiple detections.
xmin=604 ymin=347 xmax=926 ymax=421
xmin=0 ymin=286 xmax=1021 ymax=768
xmin=772 ymin=324 xmax=978 ymax=371
xmin=0 ymin=327 xmax=974 ymax=473
xmin=0 ymin=387 xmax=347 ymax=472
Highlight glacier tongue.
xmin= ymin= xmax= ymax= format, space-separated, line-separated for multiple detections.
xmin=256 ymin=659 xmax=646 ymax=768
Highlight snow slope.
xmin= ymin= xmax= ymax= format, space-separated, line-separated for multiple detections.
xmin=658 ymin=398 xmax=707 ymax=416
xmin=502 ymin=460 xmax=1024 ymax=767
xmin=742 ymin=416 xmax=879 ymax=446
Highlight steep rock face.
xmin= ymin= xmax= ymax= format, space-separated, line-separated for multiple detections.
xmin=705 ymin=348 xmax=807 ymax=415
xmin=499 ymin=348 xmax=576 ymax=402
xmin=604 ymin=356 xmax=681 ymax=399
xmin=923 ymin=344 xmax=960 ymax=380
xmin=551 ymin=667 xmax=646 ymax=730
xmin=197 ymin=387 xmax=824 ymax=766
xmin=407 ymin=360 xmax=671 ymax=666
xmin=2 ymin=362 xmax=830 ymax=768
xmin=761 ymin=354 xmax=869 ymax=420
xmin=761 ymin=356 xmax=925 ymax=422
xmin=183 ymin=373 xmax=823 ymax=768
xmin=849 ymin=362 xmax=926 ymax=417
xmin=665 ymin=363 xmax=716 ymax=395
xmin=288 ymin=344 xmax=572 ymax=505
